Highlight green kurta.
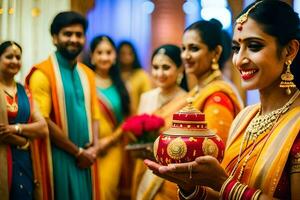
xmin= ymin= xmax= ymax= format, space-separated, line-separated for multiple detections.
xmin=51 ymin=52 xmax=92 ymax=200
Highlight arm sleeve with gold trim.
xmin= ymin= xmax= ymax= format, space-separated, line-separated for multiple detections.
xmin=202 ymin=92 xmax=235 ymax=144
xmin=28 ymin=70 xmax=52 ymax=118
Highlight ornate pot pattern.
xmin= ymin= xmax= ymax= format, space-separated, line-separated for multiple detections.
xmin=154 ymin=100 xmax=225 ymax=165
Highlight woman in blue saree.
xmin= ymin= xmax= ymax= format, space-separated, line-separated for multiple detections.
xmin=0 ymin=41 xmax=50 ymax=200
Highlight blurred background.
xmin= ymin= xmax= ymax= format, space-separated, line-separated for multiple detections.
xmin=0 ymin=0 xmax=297 ymax=105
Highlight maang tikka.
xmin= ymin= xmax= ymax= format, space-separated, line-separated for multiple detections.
xmin=280 ymin=60 xmax=296 ymax=95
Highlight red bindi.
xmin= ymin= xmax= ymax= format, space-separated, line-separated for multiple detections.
xmin=238 ymin=38 xmax=242 ymax=42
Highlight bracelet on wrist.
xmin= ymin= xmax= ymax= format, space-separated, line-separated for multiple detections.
xmin=17 ymin=139 xmax=30 ymax=150
xmin=15 ymin=123 xmax=22 ymax=135
xmin=76 ymin=147 xmax=84 ymax=158
xmin=178 ymin=185 xmax=201 ymax=200
xmin=219 ymin=176 xmax=262 ymax=200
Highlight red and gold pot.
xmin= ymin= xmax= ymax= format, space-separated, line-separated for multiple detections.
xmin=153 ymin=100 xmax=225 ymax=165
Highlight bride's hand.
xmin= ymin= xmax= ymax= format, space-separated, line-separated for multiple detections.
xmin=144 ymin=155 xmax=229 ymax=191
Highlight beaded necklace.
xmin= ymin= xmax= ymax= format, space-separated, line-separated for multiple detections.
xmin=230 ymin=89 xmax=300 ymax=181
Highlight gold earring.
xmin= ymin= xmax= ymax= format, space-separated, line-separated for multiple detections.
xmin=176 ymin=73 xmax=183 ymax=85
xmin=280 ymin=60 xmax=296 ymax=95
xmin=211 ymin=58 xmax=220 ymax=71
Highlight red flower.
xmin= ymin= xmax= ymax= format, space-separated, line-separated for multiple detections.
xmin=122 ymin=114 xmax=165 ymax=143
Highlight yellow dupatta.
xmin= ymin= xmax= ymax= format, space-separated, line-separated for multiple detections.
xmin=223 ymin=105 xmax=300 ymax=197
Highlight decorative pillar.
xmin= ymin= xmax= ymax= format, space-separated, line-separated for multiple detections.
xmin=151 ymin=0 xmax=185 ymax=51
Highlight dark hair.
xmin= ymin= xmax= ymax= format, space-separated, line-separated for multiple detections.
xmin=90 ymin=35 xmax=130 ymax=116
xmin=0 ymin=41 xmax=22 ymax=56
xmin=184 ymin=19 xmax=230 ymax=69
xmin=238 ymin=0 xmax=300 ymax=88
xmin=117 ymin=41 xmax=143 ymax=70
xmin=151 ymin=44 xmax=188 ymax=91
xmin=50 ymin=11 xmax=88 ymax=35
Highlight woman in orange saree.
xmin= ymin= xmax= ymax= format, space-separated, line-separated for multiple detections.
xmin=145 ymin=1 xmax=300 ymax=199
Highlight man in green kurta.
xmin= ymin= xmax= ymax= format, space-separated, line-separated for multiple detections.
xmin=27 ymin=12 xmax=100 ymax=200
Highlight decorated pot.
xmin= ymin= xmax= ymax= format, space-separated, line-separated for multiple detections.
xmin=153 ymin=99 xmax=225 ymax=165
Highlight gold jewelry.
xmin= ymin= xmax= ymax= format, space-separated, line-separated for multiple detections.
xmin=280 ymin=60 xmax=296 ymax=95
xmin=176 ymin=72 xmax=184 ymax=85
xmin=211 ymin=58 xmax=220 ymax=71
xmin=10 ymin=41 xmax=20 ymax=53
xmin=177 ymin=185 xmax=200 ymax=200
xmin=0 ymin=83 xmax=18 ymax=113
xmin=102 ymin=36 xmax=110 ymax=43
xmin=236 ymin=1 xmax=262 ymax=25
xmin=231 ymin=89 xmax=300 ymax=180
xmin=201 ymin=69 xmax=222 ymax=87
xmin=219 ymin=176 xmax=234 ymax=197
xmin=76 ymin=147 xmax=84 ymax=158
xmin=17 ymin=139 xmax=30 ymax=150
xmin=157 ymin=48 xmax=166 ymax=55
xmin=15 ymin=123 xmax=22 ymax=135
xmin=246 ymin=89 xmax=299 ymax=140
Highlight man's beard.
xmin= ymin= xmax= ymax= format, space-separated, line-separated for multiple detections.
xmin=57 ymin=45 xmax=83 ymax=60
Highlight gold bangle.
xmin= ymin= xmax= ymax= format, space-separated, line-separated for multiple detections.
xmin=76 ymin=147 xmax=84 ymax=158
xmin=178 ymin=185 xmax=200 ymax=200
xmin=17 ymin=139 xmax=30 ymax=150
xmin=15 ymin=123 xmax=22 ymax=135
xmin=219 ymin=176 xmax=234 ymax=199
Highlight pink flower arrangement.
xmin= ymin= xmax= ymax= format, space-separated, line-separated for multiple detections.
xmin=122 ymin=114 xmax=165 ymax=144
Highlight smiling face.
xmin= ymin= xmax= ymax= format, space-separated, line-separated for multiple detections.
xmin=232 ymin=18 xmax=286 ymax=91
xmin=181 ymin=30 xmax=216 ymax=78
xmin=91 ymin=40 xmax=116 ymax=74
xmin=151 ymin=53 xmax=181 ymax=90
xmin=0 ymin=45 xmax=22 ymax=78
xmin=53 ymin=24 xmax=85 ymax=60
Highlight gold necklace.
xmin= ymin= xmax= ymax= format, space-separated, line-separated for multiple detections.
xmin=231 ymin=89 xmax=300 ymax=180
xmin=0 ymin=82 xmax=18 ymax=113
xmin=246 ymin=90 xmax=300 ymax=140
xmin=199 ymin=69 xmax=222 ymax=87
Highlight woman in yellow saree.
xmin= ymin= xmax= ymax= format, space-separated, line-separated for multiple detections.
xmin=117 ymin=41 xmax=152 ymax=115
xmin=133 ymin=19 xmax=243 ymax=200
xmin=88 ymin=35 xmax=131 ymax=200
xmin=145 ymin=1 xmax=300 ymax=199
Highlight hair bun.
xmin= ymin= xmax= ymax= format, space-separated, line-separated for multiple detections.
xmin=209 ymin=18 xmax=223 ymax=30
